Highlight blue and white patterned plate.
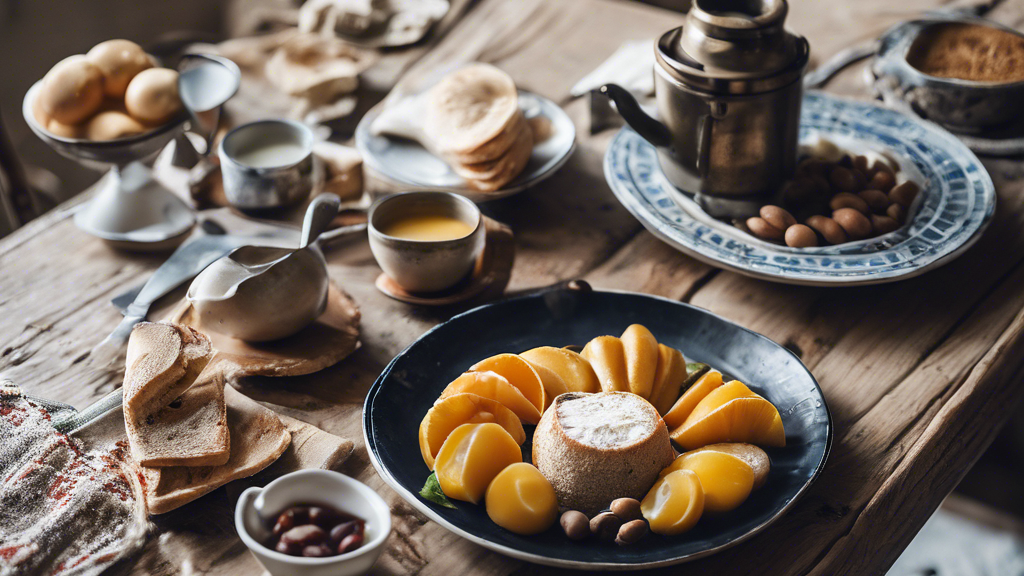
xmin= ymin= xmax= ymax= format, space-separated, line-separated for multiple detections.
xmin=604 ymin=91 xmax=995 ymax=286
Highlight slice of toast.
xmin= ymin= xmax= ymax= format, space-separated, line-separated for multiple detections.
xmin=123 ymin=322 xmax=228 ymax=467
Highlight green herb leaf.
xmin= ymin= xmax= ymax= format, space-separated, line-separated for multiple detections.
xmin=680 ymin=363 xmax=711 ymax=394
xmin=420 ymin=472 xmax=457 ymax=509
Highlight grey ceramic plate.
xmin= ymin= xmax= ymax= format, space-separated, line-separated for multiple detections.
xmin=364 ymin=285 xmax=831 ymax=570
xmin=605 ymin=91 xmax=995 ymax=287
xmin=355 ymin=91 xmax=576 ymax=202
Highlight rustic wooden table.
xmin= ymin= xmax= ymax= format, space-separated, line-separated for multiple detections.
xmin=4 ymin=0 xmax=1024 ymax=574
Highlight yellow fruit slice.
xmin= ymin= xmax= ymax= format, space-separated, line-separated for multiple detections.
xmin=620 ymin=324 xmax=659 ymax=399
xmin=670 ymin=397 xmax=786 ymax=450
xmin=695 ymin=443 xmax=771 ymax=490
xmin=528 ymin=363 xmax=569 ymax=409
xmin=649 ymin=344 xmax=687 ymax=416
xmin=440 ymin=371 xmax=542 ymax=424
xmin=581 ymin=336 xmax=628 ymax=392
xmin=663 ymin=371 xmax=724 ymax=429
xmin=419 ymin=393 xmax=526 ymax=470
xmin=685 ymin=380 xmax=759 ymax=424
xmin=470 ymin=354 xmax=546 ymax=415
xmin=669 ymin=451 xmax=754 ymax=513
xmin=520 ymin=347 xmax=600 ymax=393
xmin=435 ymin=423 xmax=523 ymax=504
xmin=485 ymin=463 xmax=558 ymax=535
xmin=641 ymin=469 xmax=705 ymax=535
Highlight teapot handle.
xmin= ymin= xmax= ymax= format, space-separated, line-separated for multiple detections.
xmin=598 ymin=84 xmax=672 ymax=148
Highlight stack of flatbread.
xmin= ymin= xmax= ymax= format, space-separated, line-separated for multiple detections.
xmin=423 ymin=64 xmax=533 ymax=192
xmin=122 ymin=323 xmax=291 ymax=514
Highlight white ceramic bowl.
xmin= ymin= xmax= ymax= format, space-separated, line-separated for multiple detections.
xmin=235 ymin=470 xmax=392 ymax=576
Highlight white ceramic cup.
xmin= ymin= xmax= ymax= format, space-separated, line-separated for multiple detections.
xmin=368 ymin=191 xmax=486 ymax=293
xmin=235 ymin=470 xmax=392 ymax=576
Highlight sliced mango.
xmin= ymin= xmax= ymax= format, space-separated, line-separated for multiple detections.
xmin=649 ymin=344 xmax=687 ymax=416
xmin=641 ymin=469 xmax=705 ymax=536
xmin=662 ymin=443 xmax=771 ymax=490
xmin=440 ymin=371 xmax=542 ymax=424
xmin=670 ymin=397 xmax=786 ymax=450
xmin=663 ymin=371 xmax=724 ymax=429
xmin=485 ymin=463 xmax=558 ymax=535
xmin=529 ymin=363 xmax=569 ymax=409
xmin=419 ymin=393 xmax=526 ymax=470
xmin=669 ymin=451 xmax=754 ymax=513
xmin=470 ymin=353 xmax=546 ymax=414
xmin=581 ymin=336 xmax=629 ymax=393
xmin=520 ymin=346 xmax=600 ymax=393
xmin=434 ymin=423 xmax=523 ymax=504
xmin=685 ymin=380 xmax=758 ymax=424
xmin=620 ymin=324 xmax=659 ymax=399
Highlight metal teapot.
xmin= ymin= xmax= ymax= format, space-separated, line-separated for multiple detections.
xmin=601 ymin=0 xmax=809 ymax=217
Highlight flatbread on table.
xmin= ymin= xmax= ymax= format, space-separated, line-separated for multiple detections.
xmin=166 ymin=282 xmax=361 ymax=383
xmin=446 ymin=109 xmax=526 ymax=165
xmin=142 ymin=385 xmax=291 ymax=515
xmin=460 ymin=124 xmax=535 ymax=192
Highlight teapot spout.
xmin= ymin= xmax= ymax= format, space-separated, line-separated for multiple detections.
xmin=599 ymin=84 xmax=671 ymax=148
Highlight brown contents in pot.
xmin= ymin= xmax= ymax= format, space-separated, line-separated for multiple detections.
xmin=266 ymin=504 xmax=367 ymax=557
xmin=906 ymin=22 xmax=1024 ymax=84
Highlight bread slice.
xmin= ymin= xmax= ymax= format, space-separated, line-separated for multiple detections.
xmin=532 ymin=392 xmax=674 ymax=515
xmin=122 ymin=322 xmax=227 ymax=467
xmin=142 ymin=386 xmax=290 ymax=514
xmin=125 ymin=370 xmax=230 ymax=467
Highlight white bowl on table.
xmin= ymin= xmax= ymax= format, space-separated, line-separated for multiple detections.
xmin=235 ymin=470 xmax=392 ymax=576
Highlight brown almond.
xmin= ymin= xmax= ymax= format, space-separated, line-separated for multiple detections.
xmin=853 ymin=155 xmax=870 ymax=173
xmin=785 ymin=224 xmax=818 ymax=248
xmin=829 ymin=166 xmax=857 ymax=192
xmin=796 ymin=158 xmax=830 ymax=177
xmin=806 ymin=215 xmax=848 ymax=245
xmin=561 ymin=510 xmax=590 ymax=541
xmin=889 ymin=181 xmax=920 ymax=208
xmin=871 ymin=159 xmax=895 ymax=177
xmin=760 ymin=205 xmax=797 ymax=231
xmin=868 ymin=170 xmax=896 ymax=192
xmin=871 ymin=214 xmax=900 ymax=235
xmin=783 ymin=179 xmax=815 ymax=204
xmin=832 ymin=208 xmax=872 ymax=240
xmin=829 ymin=192 xmax=869 ymax=214
xmin=858 ymin=189 xmax=890 ymax=213
xmin=590 ymin=512 xmax=623 ymax=543
xmin=610 ymin=498 xmax=642 ymax=523
xmin=746 ymin=217 xmax=785 ymax=241
xmin=615 ymin=519 xmax=649 ymax=546
xmin=809 ymin=174 xmax=831 ymax=195
xmin=887 ymin=203 xmax=907 ymax=223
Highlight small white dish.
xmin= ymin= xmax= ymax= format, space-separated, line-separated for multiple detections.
xmin=355 ymin=90 xmax=576 ymax=202
xmin=73 ymin=164 xmax=196 ymax=251
xmin=235 ymin=470 xmax=392 ymax=576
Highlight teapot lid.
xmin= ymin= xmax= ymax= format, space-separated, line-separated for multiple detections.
xmin=657 ymin=0 xmax=809 ymax=94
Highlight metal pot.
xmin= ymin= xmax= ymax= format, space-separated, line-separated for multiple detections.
xmin=601 ymin=0 xmax=808 ymax=216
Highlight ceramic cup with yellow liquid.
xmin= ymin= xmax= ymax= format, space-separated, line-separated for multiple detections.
xmin=368 ymin=191 xmax=485 ymax=293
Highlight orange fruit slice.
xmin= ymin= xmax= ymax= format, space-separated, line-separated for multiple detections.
xmin=470 ymin=354 xmax=546 ymax=414
xmin=685 ymin=380 xmax=758 ymax=424
xmin=649 ymin=344 xmax=687 ymax=416
xmin=520 ymin=347 xmax=600 ymax=393
xmin=440 ymin=371 xmax=542 ymax=424
xmin=620 ymin=324 xmax=659 ymax=399
xmin=434 ymin=423 xmax=522 ymax=504
xmin=668 ymin=450 xmax=754 ymax=513
xmin=581 ymin=336 xmax=628 ymax=392
xmin=528 ymin=363 xmax=569 ymax=409
xmin=663 ymin=370 xmax=724 ymax=429
xmin=670 ymin=397 xmax=786 ymax=450
xmin=419 ymin=393 xmax=526 ymax=469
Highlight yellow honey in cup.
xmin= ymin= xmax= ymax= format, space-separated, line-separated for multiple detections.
xmin=381 ymin=215 xmax=474 ymax=241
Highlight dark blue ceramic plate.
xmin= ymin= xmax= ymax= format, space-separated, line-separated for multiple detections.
xmin=363 ymin=286 xmax=831 ymax=570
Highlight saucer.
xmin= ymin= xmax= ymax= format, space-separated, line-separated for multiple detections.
xmin=375 ymin=216 xmax=514 ymax=305
xmin=355 ymin=91 xmax=576 ymax=202
xmin=604 ymin=91 xmax=995 ymax=287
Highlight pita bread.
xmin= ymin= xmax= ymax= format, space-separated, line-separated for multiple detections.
xmin=450 ymin=120 xmax=532 ymax=181
xmin=124 ymin=371 xmax=230 ymax=468
xmin=446 ymin=110 xmax=526 ymax=165
xmin=123 ymin=323 xmax=212 ymax=421
xmin=425 ymin=64 xmax=519 ymax=156
xmin=461 ymin=123 xmax=534 ymax=192
xmin=142 ymin=386 xmax=290 ymax=515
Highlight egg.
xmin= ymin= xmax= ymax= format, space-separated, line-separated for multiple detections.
xmin=31 ymin=93 xmax=51 ymax=127
xmin=86 ymin=110 xmax=148 ymax=141
xmin=86 ymin=39 xmax=152 ymax=98
xmin=46 ymin=118 xmax=84 ymax=139
xmin=38 ymin=55 xmax=104 ymax=125
xmin=124 ymin=67 xmax=182 ymax=125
